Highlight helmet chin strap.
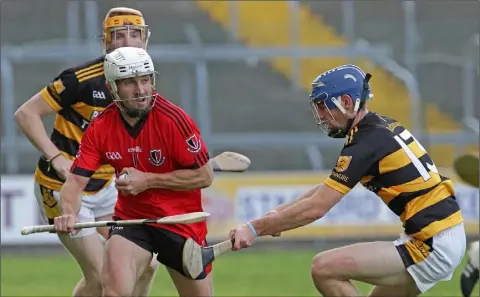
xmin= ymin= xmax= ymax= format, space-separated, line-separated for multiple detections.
xmin=327 ymin=118 xmax=356 ymax=139
xmin=327 ymin=98 xmax=360 ymax=138
xmin=118 ymin=101 xmax=149 ymax=119
xmin=108 ymin=77 xmax=159 ymax=122
xmin=109 ymin=83 xmax=154 ymax=119
xmin=327 ymin=73 xmax=372 ymax=139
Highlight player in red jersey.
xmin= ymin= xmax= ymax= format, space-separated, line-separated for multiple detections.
xmin=53 ymin=47 xmax=215 ymax=297
xmin=15 ymin=7 xmax=159 ymax=297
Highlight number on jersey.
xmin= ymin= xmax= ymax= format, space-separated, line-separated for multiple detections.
xmin=393 ymin=129 xmax=438 ymax=181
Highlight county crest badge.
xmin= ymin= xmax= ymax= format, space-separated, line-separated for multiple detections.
xmin=334 ymin=156 xmax=352 ymax=173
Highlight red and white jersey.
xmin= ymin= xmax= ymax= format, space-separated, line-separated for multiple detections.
xmin=71 ymin=94 xmax=210 ymax=240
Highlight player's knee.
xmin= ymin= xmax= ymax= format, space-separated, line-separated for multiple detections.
xmin=311 ymin=253 xmax=341 ymax=280
xmin=81 ymin=260 xmax=103 ymax=281
xmin=311 ymin=253 xmax=331 ymax=279
xmin=101 ymin=262 xmax=137 ymax=296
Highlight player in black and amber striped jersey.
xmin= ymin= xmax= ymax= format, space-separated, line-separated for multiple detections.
xmin=14 ymin=7 xmax=157 ymax=297
xmin=36 ymin=57 xmax=112 ymax=193
xmin=325 ymin=116 xmax=463 ymax=242
xmin=228 ymin=65 xmax=466 ymax=297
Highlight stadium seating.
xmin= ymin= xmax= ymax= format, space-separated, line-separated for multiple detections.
xmin=197 ymin=1 xmax=479 ymax=166
xmin=3 ymin=1 xmax=316 ymax=172
xmin=308 ymin=1 xmax=480 ymax=164
xmin=1 ymin=1 xmax=477 ymax=173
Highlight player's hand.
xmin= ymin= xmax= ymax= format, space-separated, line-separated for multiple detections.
xmin=115 ymin=167 xmax=148 ymax=196
xmin=53 ymin=214 xmax=78 ymax=235
xmin=264 ymin=210 xmax=281 ymax=237
xmin=51 ymin=155 xmax=73 ymax=180
xmin=228 ymin=223 xmax=257 ymax=251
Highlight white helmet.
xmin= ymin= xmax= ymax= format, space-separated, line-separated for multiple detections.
xmin=104 ymin=46 xmax=158 ymax=117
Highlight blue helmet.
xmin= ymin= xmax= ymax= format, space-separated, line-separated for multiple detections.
xmin=309 ymin=64 xmax=372 ymax=138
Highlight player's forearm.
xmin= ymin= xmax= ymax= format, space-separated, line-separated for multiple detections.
xmin=59 ymin=176 xmax=84 ymax=215
xmin=146 ymin=168 xmax=213 ymax=191
xmin=252 ymin=196 xmax=324 ymax=236
xmin=273 ymin=184 xmax=321 ymax=212
xmin=14 ymin=110 xmax=61 ymax=159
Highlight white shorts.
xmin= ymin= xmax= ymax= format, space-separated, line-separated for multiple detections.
xmin=393 ymin=222 xmax=466 ymax=293
xmin=34 ymin=179 xmax=117 ymax=239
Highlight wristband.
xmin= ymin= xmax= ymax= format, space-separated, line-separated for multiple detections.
xmin=46 ymin=152 xmax=63 ymax=171
xmin=246 ymin=222 xmax=258 ymax=237
xmin=46 ymin=152 xmax=63 ymax=162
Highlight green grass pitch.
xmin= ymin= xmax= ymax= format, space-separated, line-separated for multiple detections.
xmin=2 ymin=249 xmax=478 ymax=296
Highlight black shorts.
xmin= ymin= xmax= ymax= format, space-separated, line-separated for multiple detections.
xmin=108 ymin=217 xmax=210 ymax=280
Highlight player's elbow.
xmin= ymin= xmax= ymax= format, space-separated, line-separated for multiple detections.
xmin=307 ymin=200 xmax=327 ymax=221
xmin=199 ymin=170 xmax=214 ymax=188
xmin=202 ymin=176 xmax=214 ymax=188
xmin=14 ymin=98 xmax=42 ymax=127
xmin=309 ymin=206 xmax=326 ymax=221
xmin=195 ymin=165 xmax=214 ymax=189
xmin=14 ymin=105 xmax=29 ymax=125
xmin=15 ymin=93 xmax=54 ymax=125
xmin=303 ymin=191 xmax=329 ymax=221
xmin=59 ymin=175 xmax=85 ymax=213
xmin=307 ymin=184 xmax=342 ymax=220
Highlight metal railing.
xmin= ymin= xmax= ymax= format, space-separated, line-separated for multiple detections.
xmin=1 ymin=0 xmax=478 ymax=174
xmin=0 ymin=41 xmax=387 ymax=172
xmin=2 ymin=41 xmax=478 ymax=173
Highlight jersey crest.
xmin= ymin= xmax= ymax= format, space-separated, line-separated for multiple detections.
xmin=186 ymin=134 xmax=201 ymax=153
xmin=148 ymin=149 xmax=166 ymax=167
xmin=334 ymin=156 xmax=352 ymax=173
xmin=53 ymin=78 xmax=65 ymax=94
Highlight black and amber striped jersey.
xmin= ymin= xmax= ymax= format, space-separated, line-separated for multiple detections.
xmin=324 ymin=112 xmax=463 ymax=241
xmin=34 ymin=56 xmax=115 ymax=194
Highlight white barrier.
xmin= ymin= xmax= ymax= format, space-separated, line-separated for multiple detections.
xmin=1 ymin=176 xmax=60 ymax=244
xmin=235 ymin=183 xmax=479 ymax=238
xmin=236 ymin=184 xmax=480 ymax=225
xmin=2 ymin=174 xmax=479 ymax=245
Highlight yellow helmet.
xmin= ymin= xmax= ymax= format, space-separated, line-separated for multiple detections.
xmin=101 ymin=7 xmax=151 ymax=54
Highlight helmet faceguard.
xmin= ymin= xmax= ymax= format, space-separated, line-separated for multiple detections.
xmin=309 ymin=65 xmax=373 ymax=138
xmin=110 ymin=74 xmax=159 ymax=119
xmin=100 ymin=8 xmax=151 ymax=54
xmin=104 ymin=47 xmax=159 ymax=118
